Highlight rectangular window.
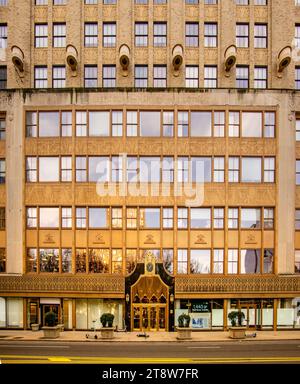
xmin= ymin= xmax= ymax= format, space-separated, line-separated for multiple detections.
xmin=27 ymin=248 xmax=37 ymax=273
xmin=191 ymin=157 xmax=211 ymax=182
xmin=178 ymin=111 xmax=188 ymax=137
xmin=52 ymin=66 xmax=66 ymax=88
xmin=296 ymin=67 xmax=300 ymax=90
xmin=39 ymin=111 xmax=60 ymax=137
xmin=89 ymin=156 xmax=109 ymax=182
xmin=112 ymin=156 xmax=123 ymax=182
xmin=34 ymin=66 xmax=47 ymax=88
xmin=264 ymin=112 xmax=275 ymax=138
xmin=191 ymin=111 xmax=211 ymax=137
xmin=26 ymin=157 xmax=37 ymax=182
xmin=178 ymin=207 xmax=188 ymax=229
xmin=163 ymin=111 xmax=174 ymax=137
xmin=140 ymin=111 xmax=160 ymax=136
xmin=236 ymin=66 xmax=249 ymax=88
xmin=241 ymin=157 xmax=262 ymax=183
xmin=205 ymin=0 xmax=217 ymax=3
xmin=84 ymin=23 xmax=98 ymax=47
xmin=190 ymin=208 xmax=211 ymax=229
xmin=76 ymin=111 xmax=87 ymax=136
xmin=61 ymin=111 xmax=72 ymax=137
xmin=35 ymin=24 xmax=48 ymax=48
xmin=254 ymin=24 xmax=267 ymax=48
xmin=177 ymin=157 xmax=189 ymax=183
xmin=229 ymin=111 xmax=240 ymax=137
xmin=76 ymin=157 xmax=87 ymax=182
xmin=126 ymin=249 xmax=137 ymax=275
xmin=126 ymin=208 xmax=137 ymax=229
xmin=127 ymin=157 xmax=138 ymax=182
xmin=112 ymin=208 xmax=122 ymax=229
xmin=264 ymin=208 xmax=274 ymax=229
xmin=264 ymin=157 xmax=275 ymax=183
xmin=103 ymin=65 xmax=116 ymax=87
xmin=185 ymin=23 xmax=198 ymax=47
xmin=126 ymin=111 xmax=137 ymax=136
xmin=26 ymin=207 xmax=37 ymax=228
xmin=228 ymin=157 xmax=239 ymax=182
xmin=39 ymin=207 xmax=59 ymax=228
xmin=112 ymin=111 xmax=123 ymax=137
xmin=204 ymin=23 xmax=217 ymax=47
xmin=39 ymin=249 xmax=59 ymax=273
xmin=0 ymin=66 xmax=6 ymax=89
xmin=103 ymin=0 xmax=116 ymax=3
xmin=242 ymin=112 xmax=262 ymax=137
xmin=62 ymin=249 xmax=72 ymax=273
xmin=61 ymin=156 xmax=72 ymax=182
xmin=39 ymin=157 xmax=59 ymax=182
xmin=62 ymin=207 xmax=72 ymax=228
xmin=0 ymin=118 xmax=5 ymax=140
xmin=296 ymin=209 xmax=300 ymax=230
xmin=53 ymin=0 xmax=67 ymax=4
xmin=186 ymin=0 xmax=198 ymax=4
xmin=76 ymin=207 xmax=86 ymax=228
xmin=254 ymin=66 xmax=267 ymax=89
xmin=163 ymin=208 xmax=173 ymax=228
xmin=185 ymin=66 xmax=198 ymax=88
xmin=163 ymin=249 xmax=173 ymax=275
xmin=297 ymin=160 xmax=300 ymax=185
xmin=228 ymin=208 xmax=239 ymax=229
xmin=89 ymin=111 xmax=109 ymax=136
xmin=88 ymin=249 xmax=109 ymax=273
xmin=241 ymin=249 xmax=261 ymax=274
xmin=263 ymin=249 xmax=273 ymax=274
xmin=135 ymin=65 xmax=148 ymax=87
xmin=140 ymin=156 xmax=160 ymax=182
xmin=296 ymin=25 xmax=300 ymax=48
xmin=84 ymin=65 xmax=97 ymax=87
xmin=154 ymin=22 xmax=167 ymax=47
xmin=213 ymin=207 xmax=224 ymax=229
xmin=103 ymin=22 xmax=116 ymax=47
xmin=241 ymin=208 xmax=261 ymax=229
xmin=140 ymin=208 xmax=160 ymax=229
xmin=228 ymin=249 xmax=238 ymax=274
xmin=295 ymin=251 xmax=300 ymax=274
xmin=154 ymin=0 xmax=167 ymax=3
xmin=204 ymin=66 xmax=217 ymax=88
xmin=0 ymin=24 xmax=7 ymax=49
xmin=153 ymin=65 xmax=167 ymax=87
xmin=177 ymin=249 xmax=187 ymax=274
xmin=236 ymin=23 xmax=248 ymax=47
xmin=213 ymin=249 xmax=224 ymax=274
xmin=36 ymin=0 xmax=48 ymax=4
xmin=0 ymin=207 xmax=5 ymax=229
xmin=236 ymin=0 xmax=248 ymax=5
xmin=162 ymin=156 xmax=174 ymax=182
xmin=76 ymin=249 xmax=86 ymax=273
xmin=254 ymin=0 xmax=267 ymax=4
xmin=53 ymin=23 xmax=66 ymax=48
xmin=112 ymin=249 xmax=122 ymax=274
xmin=213 ymin=157 xmax=224 ymax=182
xmin=26 ymin=112 xmax=37 ymax=137
xmin=213 ymin=111 xmax=225 ymax=137
xmin=135 ymin=22 xmax=148 ymax=47
xmin=190 ymin=249 xmax=211 ymax=274
xmin=89 ymin=207 xmax=108 ymax=228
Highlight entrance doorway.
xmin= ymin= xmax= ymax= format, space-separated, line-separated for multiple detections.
xmin=132 ymin=305 xmax=167 ymax=331
xmin=41 ymin=304 xmax=60 ymax=326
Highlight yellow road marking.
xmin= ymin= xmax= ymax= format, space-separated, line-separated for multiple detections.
xmin=48 ymin=357 xmax=71 ymax=362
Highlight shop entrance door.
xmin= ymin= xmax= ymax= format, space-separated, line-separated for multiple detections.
xmin=41 ymin=304 xmax=60 ymax=326
xmin=240 ymin=304 xmax=257 ymax=329
xmin=132 ymin=304 xmax=167 ymax=331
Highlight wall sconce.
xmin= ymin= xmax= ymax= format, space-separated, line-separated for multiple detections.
xmin=125 ymin=293 xmax=130 ymax=303
xmin=170 ymin=294 xmax=174 ymax=303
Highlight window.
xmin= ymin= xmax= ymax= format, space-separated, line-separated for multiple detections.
xmin=140 ymin=111 xmax=160 ymax=136
xmin=36 ymin=0 xmax=48 ymax=4
xmin=213 ymin=249 xmax=224 ymax=274
xmin=236 ymin=66 xmax=249 ymax=88
xmin=76 ymin=249 xmax=86 ymax=273
xmin=126 ymin=208 xmax=137 ymax=228
xmin=140 ymin=157 xmax=160 ymax=182
xmin=191 ymin=158 xmax=211 ymax=182
xmin=0 ymin=0 xmax=7 ymax=4
xmin=190 ymin=208 xmax=211 ymax=229
xmin=205 ymin=0 xmax=217 ymax=3
xmin=178 ymin=111 xmax=188 ymax=137
xmin=154 ymin=22 xmax=167 ymax=47
xmin=24 ymin=112 xmax=39 ymax=135
xmin=163 ymin=208 xmax=173 ymax=228
xmin=76 ymin=207 xmax=86 ymax=228
xmin=264 ymin=208 xmax=274 ymax=229
xmin=186 ymin=0 xmax=198 ymax=3
xmin=62 ymin=249 xmax=72 ymax=273
xmin=163 ymin=111 xmax=174 ymax=137
xmin=135 ymin=0 xmax=148 ymax=3
xmin=242 ymin=112 xmax=262 ymax=137
xmin=213 ymin=157 xmax=224 ymax=182
xmin=39 ymin=111 xmax=60 ymax=137
xmin=178 ymin=207 xmax=188 ymax=229
xmin=27 ymin=248 xmax=37 ymax=273
xmin=0 ymin=119 xmax=5 ymax=140
xmin=135 ymin=23 xmax=148 ymax=47
xmin=126 ymin=249 xmax=137 ymax=275
xmin=39 ymin=157 xmax=59 ymax=182
xmin=89 ymin=111 xmax=109 ymax=136
xmin=264 ymin=157 xmax=275 ymax=183
xmin=127 ymin=157 xmax=138 ymax=182
xmin=112 ymin=249 xmax=122 ymax=274
xmin=214 ymin=208 xmax=224 ymax=229
xmin=229 ymin=111 xmax=240 ymax=137
xmin=135 ymin=65 xmax=148 ymax=87
xmin=241 ymin=208 xmax=261 ymax=229
xmin=112 ymin=208 xmax=122 ymax=228
xmin=112 ymin=156 xmax=123 ymax=182
xmin=111 ymin=111 xmax=123 ymax=137
xmin=103 ymin=65 xmax=116 ymax=87
xmin=254 ymin=0 xmax=267 ymax=4
xmin=204 ymin=23 xmax=217 ymax=47
xmin=35 ymin=24 xmax=48 ymax=47
xmin=103 ymin=0 xmax=116 ymax=3
xmin=254 ymin=24 xmax=267 ymax=48
xmin=228 ymin=208 xmax=239 ymax=229
xmin=241 ymin=249 xmax=261 ymax=274
xmin=185 ymin=23 xmax=198 ymax=47
xmin=228 ymin=249 xmax=238 ymax=274
xmin=191 ymin=111 xmax=211 ymax=137
xmin=103 ymin=23 xmax=116 ymax=47
xmin=53 ymin=0 xmax=67 ymax=4
xmin=254 ymin=66 xmax=267 ymax=89
xmin=295 ymin=251 xmax=300 ymax=274
xmin=297 ymin=160 xmax=300 ymax=185
xmin=154 ymin=0 xmax=167 ymax=3
xmin=89 ymin=207 xmax=108 ymax=228
xmin=0 ymin=24 xmax=7 ymax=49
xmin=62 ymin=207 xmax=72 ymax=228
xmin=89 ymin=156 xmax=109 ymax=182
xmin=177 ymin=157 xmax=189 ymax=183
xmin=0 ymin=66 xmax=6 ymax=89
xmin=241 ymin=157 xmax=262 ymax=183
xmin=84 ymin=23 xmax=98 ymax=47
xmin=204 ymin=66 xmax=217 ymax=88
xmin=228 ymin=157 xmax=239 ymax=182
xmin=264 ymin=112 xmax=275 ymax=138
xmin=61 ymin=111 xmax=72 ymax=137
xmin=185 ymin=66 xmax=198 ymax=88
xmin=153 ymin=65 xmax=167 ymax=87
xmin=177 ymin=249 xmax=187 ymax=274
xmin=85 ymin=0 xmax=97 ymax=3
xmin=236 ymin=24 xmax=248 ymax=48
xmin=140 ymin=208 xmax=160 ymax=228
xmin=40 ymin=207 xmax=59 ymax=228
xmin=163 ymin=249 xmax=173 ymax=275
xmin=61 ymin=156 xmax=72 ymax=182
xmin=76 ymin=111 xmax=87 ymax=137
xmin=236 ymin=0 xmax=248 ymax=4
xmin=26 ymin=207 xmax=37 ymax=228
xmin=296 ymin=25 xmax=300 ymax=48
xmin=296 ymin=209 xmax=300 ymax=230
xmin=84 ymin=65 xmax=97 ymax=87
xmin=263 ymin=249 xmax=273 ymax=274
xmin=0 ymin=249 xmax=5 ymax=273
xmin=296 ymin=67 xmax=300 ymax=90
xmin=52 ymin=66 xmax=66 ymax=88
xmin=34 ymin=66 xmax=47 ymax=88
xmin=190 ymin=249 xmax=211 ymax=274
xmin=162 ymin=157 xmax=174 ymax=182
xmin=26 ymin=157 xmax=37 ymax=182
xmin=53 ymin=23 xmax=66 ymax=47
xmin=88 ymin=249 xmax=109 ymax=273
xmin=126 ymin=111 xmax=137 ymax=136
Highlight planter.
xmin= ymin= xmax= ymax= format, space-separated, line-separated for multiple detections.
xmin=42 ymin=326 xmax=60 ymax=339
xmin=31 ymin=324 xmax=39 ymax=332
xmin=176 ymin=327 xmax=192 ymax=340
xmin=100 ymin=327 xmax=114 ymax=339
xmin=57 ymin=324 xmax=65 ymax=332
xmin=229 ymin=327 xmax=246 ymax=339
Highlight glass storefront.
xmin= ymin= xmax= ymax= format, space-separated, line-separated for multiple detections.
xmin=0 ymin=297 xmax=23 ymax=328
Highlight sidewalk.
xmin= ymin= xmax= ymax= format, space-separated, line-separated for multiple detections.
xmin=1 ymin=329 xmax=300 ymax=342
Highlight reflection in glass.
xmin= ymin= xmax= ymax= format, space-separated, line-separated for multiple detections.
xmin=263 ymin=249 xmax=273 ymax=274
xmin=0 ymin=248 xmax=5 ymax=273
xmin=140 ymin=208 xmax=160 ymax=228
xmin=88 ymin=248 xmax=109 ymax=273
xmin=241 ymin=157 xmax=262 ymax=182
xmin=163 ymin=249 xmax=173 ymax=274
xmin=177 ymin=249 xmax=187 ymax=273
xmin=39 ymin=157 xmax=60 ymax=182
xmin=62 ymin=249 xmax=72 ymax=273
xmin=190 ymin=112 xmax=212 ymax=137
xmin=241 ymin=208 xmax=261 ymax=229
xmin=88 ymin=207 xmax=108 ymax=228
xmin=39 ymin=112 xmax=60 ymax=137
xmin=140 ymin=111 xmax=160 ymax=136
xmin=241 ymin=249 xmax=261 ymax=274
xmin=242 ymin=112 xmax=262 ymax=137
xmin=39 ymin=249 xmax=59 ymax=272
xmin=89 ymin=111 xmax=109 ymax=136
xmin=76 ymin=249 xmax=86 ymax=273
xmin=190 ymin=249 xmax=211 ymax=274
xmin=112 ymin=249 xmax=123 ymax=274
xmin=27 ymin=248 xmax=37 ymax=273
xmin=190 ymin=208 xmax=211 ymax=228
xmin=126 ymin=249 xmax=137 ymax=275
xmin=39 ymin=207 xmax=59 ymax=228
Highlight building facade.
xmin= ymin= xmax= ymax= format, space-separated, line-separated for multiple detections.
xmin=0 ymin=0 xmax=300 ymax=332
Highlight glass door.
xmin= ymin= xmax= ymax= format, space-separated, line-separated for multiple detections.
xmin=158 ymin=307 xmax=166 ymax=330
xmin=149 ymin=307 xmax=157 ymax=331
xmin=133 ymin=307 xmax=141 ymax=331
xmin=42 ymin=304 xmax=59 ymax=326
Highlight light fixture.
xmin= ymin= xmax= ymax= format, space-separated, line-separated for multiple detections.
xmin=125 ymin=293 xmax=130 ymax=303
xmin=170 ymin=293 xmax=174 ymax=303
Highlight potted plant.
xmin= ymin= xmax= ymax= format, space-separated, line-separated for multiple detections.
xmin=100 ymin=312 xmax=115 ymax=339
xmin=42 ymin=311 xmax=60 ymax=339
xmin=228 ymin=310 xmax=246 ymax=339
xmin=176 ymin=313 xmax=192 ymax=340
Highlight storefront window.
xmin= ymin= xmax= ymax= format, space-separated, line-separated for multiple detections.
xmin=262 ymin=299 xmax=273 ymax=327
xmin=0 ymin=297 xmax=6 ymax=327
xmin=7 ymin=298 xmax=23 ymax=328
xmin=277 ymin=299 xmax=294 ymax=327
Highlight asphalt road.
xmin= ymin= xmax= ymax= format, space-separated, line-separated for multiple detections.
xmin=0 ymin=340 xmax=300 ymax=364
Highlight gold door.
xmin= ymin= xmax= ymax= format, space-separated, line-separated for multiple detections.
xmin=132 ymin=304 xmax=167 ymax=331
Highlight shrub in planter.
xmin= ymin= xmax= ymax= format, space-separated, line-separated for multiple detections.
xmin=178 ymin=313 xmax=191 ymax=328
xmin=100 ymin=313 xmax=115 ymax=327
xmin=228 ymin=310 xmax=245 ymax=327
xmin=100 ymin=313 xmax=108 ymax=327
xmin=44 ymin=311 xmax=56 ymax=327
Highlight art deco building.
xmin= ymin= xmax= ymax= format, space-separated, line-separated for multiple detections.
xmin=0 ymin=0 xmax=300 ymax=332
